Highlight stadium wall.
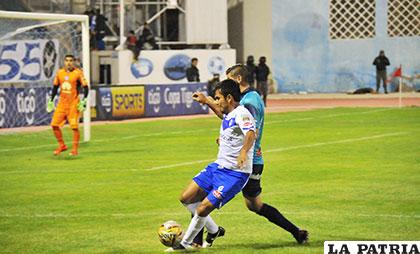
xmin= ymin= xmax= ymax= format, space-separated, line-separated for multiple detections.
xmin=228 ymin=0 xmax=273 ymax=67
xmin=272 ymin=0 xmax=420 ymax=93
xmin=118 ymin=49 xmax=236 ymax=85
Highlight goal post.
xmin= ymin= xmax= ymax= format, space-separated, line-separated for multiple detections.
xmin=0 ymin=11 xmax=91 ymax=141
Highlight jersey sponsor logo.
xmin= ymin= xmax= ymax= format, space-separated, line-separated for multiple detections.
xmin=61 ymin=81 xmax=72 ymax=94
xmin=207 ymin=56 xmax=225 ymax=75
xmin=212 ymin=186 xmax=224 ymax=199
xmin=163 ymin=54 xmax=190 ymax=81
xmin=0 ymin=39 xmax=59 ymax=83
xmin=243 ymin=121 xmax=253 ymax=127
xmin=130 ymin=58 xmax=153 ymax=78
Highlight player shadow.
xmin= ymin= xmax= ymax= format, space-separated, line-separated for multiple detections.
xmin=215 ymin=240 xmax=324 ymax=251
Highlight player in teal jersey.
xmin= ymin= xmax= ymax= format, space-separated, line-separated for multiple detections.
xmin=192 ymin=64 xmax=308 ymax=247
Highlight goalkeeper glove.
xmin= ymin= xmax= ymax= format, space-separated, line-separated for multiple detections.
xmin=78 ymin=98 xmax=88 ymax=112
xmin=46 ymin=99 xmax=55 ymax=113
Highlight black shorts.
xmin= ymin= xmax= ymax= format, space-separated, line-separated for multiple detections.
xmin=242 ymin=164 xmax=264 ymax=198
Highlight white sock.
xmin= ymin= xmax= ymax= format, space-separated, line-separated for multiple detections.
xmin=183 ymin=202 xmax=218 ymax=234
xmin=181 ymin=212 xmax=207 ymax=246
xmin=185 ymin=202 xmax=199 ymax=214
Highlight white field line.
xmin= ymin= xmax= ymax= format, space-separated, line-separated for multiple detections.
xmin=268 ymin=105 xmax=398 ymax=110
xmin=265 ymin=108 xmax=393 ymax=125
xmin=264 ymin=132 xmax=408 ymax=153
xmin=0 ymin=132 xmax=408 ymax=175
xmin=0 ymin=108 xmax=392 ymax=153
xmin=0 ymin=129 xmax=212 ymax=152
xmin=145 ymin=160 xmax=211 ymax=171
xmin=148 ymin=132 xmax=408 ymax=171
xmin=0 ymin=210 xmax=418 ymax=219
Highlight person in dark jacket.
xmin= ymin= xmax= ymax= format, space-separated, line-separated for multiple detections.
xmin=137 ymin=22 xmax=158 ymax=50
xmin=186 ymin=58 xmax=200 ymax=82
xmin=94 ymin=9 xmax=107 ymax=50
xmin=207 ymin=73 xmax=220 ymax=98
xmin=245 ymin=55 xmax=257 ymax=88
xmin=373 ymin=50 xmax=390 ymax=94
xmin=256 ymin=56 xmax=270 ymax=106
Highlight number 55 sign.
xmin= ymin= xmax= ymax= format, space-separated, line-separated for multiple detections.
xmin=0 ymin=39 xmax=59 ymax=83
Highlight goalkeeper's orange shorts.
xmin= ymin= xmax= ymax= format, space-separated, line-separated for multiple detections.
xmin=51 ymin=102 xmax=80 ymax=129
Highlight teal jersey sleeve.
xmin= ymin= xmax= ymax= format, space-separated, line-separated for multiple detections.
xmin=240 ymin=90 xmax=265 ymax=165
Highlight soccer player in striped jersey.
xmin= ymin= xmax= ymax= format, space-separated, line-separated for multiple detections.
xmin=166 ymin=79 xmax=256 ymax=252
xmin=192 ymin=64 xmax=308 ymax=247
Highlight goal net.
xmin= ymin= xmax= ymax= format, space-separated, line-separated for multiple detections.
xmin=0 ymin=11 xmax=90 ymax=141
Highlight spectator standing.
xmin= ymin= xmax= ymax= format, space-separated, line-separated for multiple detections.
xmin=256 ymin=56 xmax=270 ymax=106
xmin=186 ymin=58 xmax=200 ymax=82
xmin=246 ymin=55 xmax=257 ymax=88
xmin=372 ymin=50 xmax=390 ymax=94
xmin=207 ymin=73 xmax=220 ymax=98
xmin=84 ymin=9 xmax=96 ymax=50
xmin=94 ymin=9 xmax=107 ymax=50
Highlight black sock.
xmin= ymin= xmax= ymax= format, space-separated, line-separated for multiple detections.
xmin=257 ymin=203 xmax=300 ymax=236
xmin=191 ymin=214 xmax=204 ymax=245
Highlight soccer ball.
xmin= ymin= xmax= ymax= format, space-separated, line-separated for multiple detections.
xmin=157 ymin=220 xmax=183 ymax=247
xmin=207 ymin=56 xmax=226 ymax=75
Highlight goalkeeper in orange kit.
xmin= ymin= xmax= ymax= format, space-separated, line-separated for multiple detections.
xmin=47 ymin=55 xmax=89 ymax=156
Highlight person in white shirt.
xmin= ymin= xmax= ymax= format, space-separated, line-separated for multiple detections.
xmin=166 ymin=79 xmax=256 ymax=252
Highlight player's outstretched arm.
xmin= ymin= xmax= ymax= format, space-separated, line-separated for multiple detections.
xmin=192 ymin=92 xmax=223 ymax=119
xmin=237 ymin=130 xmax=256 ymax=169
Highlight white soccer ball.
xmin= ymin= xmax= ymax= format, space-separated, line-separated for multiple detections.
xmin=207 ymin=56 xmax=226 ymax=75
xmin=157 ymin=220 xmax=183 ymax=247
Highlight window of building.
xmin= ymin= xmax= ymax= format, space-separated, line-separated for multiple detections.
xmin=329 ymin=0 xmax=376 ymax=39
xmin=387 ymin=0 xmax=419 ymax=37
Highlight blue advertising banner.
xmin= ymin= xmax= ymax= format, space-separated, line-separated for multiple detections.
xmin=0 ymin=86 xmax=51 ymax=128
xmin=145 ymin=83 xmax=208 ymax=117
xmin=95 ymin=86 xmax=112 ymax=120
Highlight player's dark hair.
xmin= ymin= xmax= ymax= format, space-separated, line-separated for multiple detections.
xmin=191 ymin=57 xmax=198 ymax=62
xmin=65 ymin=54 xmax=75 ymax=59
xmin=214 ymin=79 xmax=241 ymax=102
xmin=225 ymin=64 xmax=249 ymax=78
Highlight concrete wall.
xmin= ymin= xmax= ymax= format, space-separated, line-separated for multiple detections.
xmin=228 ymin=0 xmax=272 ymax=68
xmin=272 ymin=0 xmax=420 ymax=93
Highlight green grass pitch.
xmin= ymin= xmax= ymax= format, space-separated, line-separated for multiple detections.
xmin=0 ymin=107 xmax=419 ymax=253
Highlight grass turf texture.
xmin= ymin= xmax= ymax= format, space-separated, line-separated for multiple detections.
xmin=0 ymin=107 xmax=419 ymax=253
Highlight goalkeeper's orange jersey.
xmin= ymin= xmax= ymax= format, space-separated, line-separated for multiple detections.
xmin=53 ymin=68 xmax=87 ymax=107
